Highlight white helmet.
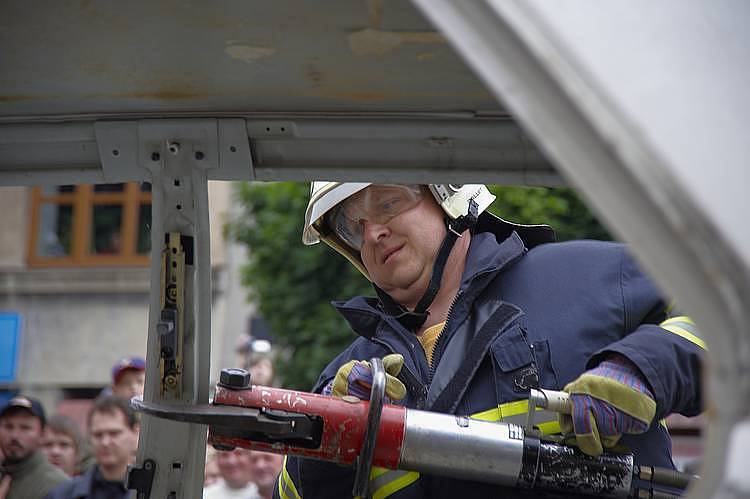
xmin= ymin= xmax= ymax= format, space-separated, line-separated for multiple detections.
xmin=302 ymin=182 xmax=497 ymax=278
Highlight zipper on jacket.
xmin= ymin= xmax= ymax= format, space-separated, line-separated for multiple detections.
xmin=428 ymin=290 xmax=463 ymax=384
xmin=425 ymin=266 xmax=499 ymax=385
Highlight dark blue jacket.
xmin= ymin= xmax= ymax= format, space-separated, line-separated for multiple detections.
xmin=276 ymin=231 xmax=704 ymax=499
xmin=45 ymin=466 xmax=129 ymax=499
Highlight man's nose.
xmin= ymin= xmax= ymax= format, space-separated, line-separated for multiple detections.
xmin=361 ymin=219 xmax=389 ymax=244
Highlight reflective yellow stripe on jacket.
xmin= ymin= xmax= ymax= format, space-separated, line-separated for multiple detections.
xmin=472 ymin=398 xmax=561 ymax=434
xmin=659 ymin=316 xmax=707 ymax=350
xmin=368 ymin=466 xmax=420 ymax=499
xmin=278 ymin=456 xmax=301 ymax=499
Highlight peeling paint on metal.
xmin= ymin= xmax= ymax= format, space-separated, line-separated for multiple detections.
xmin=348 ymin=28 xmax=444 ymax=57
xmin=224 ymin=44 xmax=276 ymax=64
xmin=261 ymin=389 xmax=272 ymax=405
xmin=276 ymin=391 xmax=309 ymax=409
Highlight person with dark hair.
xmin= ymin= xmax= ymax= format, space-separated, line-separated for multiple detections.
xmin=0 ymin=396 xmax=68 ymax=498
xmin=41 ymin=415 xmax=84 ymax=477
xmin=45 ymin=397 xmax=138 ymax=499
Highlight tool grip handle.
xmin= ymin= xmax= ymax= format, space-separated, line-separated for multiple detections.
xmin=529 ymin=388 xmax=573 ymax=414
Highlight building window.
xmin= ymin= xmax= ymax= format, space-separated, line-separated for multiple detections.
xmin=29 ymin=182 xmax=152 ymax=266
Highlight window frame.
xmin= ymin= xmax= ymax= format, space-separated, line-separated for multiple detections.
xmin=28 ymin=182 xmax=152 ymax=267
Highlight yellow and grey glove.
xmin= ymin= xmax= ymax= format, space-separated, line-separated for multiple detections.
xmin=322 ymin=354 xmax=406 ymax=402
xmin=559 ymin=354 xmax=657 ymax=456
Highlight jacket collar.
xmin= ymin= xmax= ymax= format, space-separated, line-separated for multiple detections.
xmin=1 ymin=450 xmax=46 ymax=476
xmin=334 ymin=230 xmax=527 ymax=337
xmin=70 ymin=466 xmax=99 ymax=497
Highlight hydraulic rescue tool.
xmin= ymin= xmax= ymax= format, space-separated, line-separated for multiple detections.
xmin=132 ymin=359 xmax=693 ymax=499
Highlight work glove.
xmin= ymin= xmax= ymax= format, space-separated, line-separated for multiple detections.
xmin=322 ymin=354 xmax=407 ymax=402
xmin=559 ymin=354 xmax=656 ymax=456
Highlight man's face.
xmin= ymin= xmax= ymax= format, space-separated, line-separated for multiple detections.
xmin=358 ymin=187 xmax=447 ymax=307
xmin=89 ymin=409 xmax=138 ymax=471
xmin=248 ymin=451 xmax=283 ymax=493
xmin=112 ymin=370 xmax=145 ymax=400
xmin=0 ymin=410 xmax=44 ymax=463
xmin=249 ymin=358 xmax=274 ymax=387
xmin=41 ymin=428 xmax=77 ymax=476
xmin=216 ymin=448 xmax=254 ymax=490
xmin=203 ymin=456 xmax=221 ymax=488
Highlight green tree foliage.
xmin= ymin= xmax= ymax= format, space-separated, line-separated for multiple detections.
xmin=487 ymin=186 xmax=610 ymax=242
xmin=229 ymin=182 xmax=609 ymax=389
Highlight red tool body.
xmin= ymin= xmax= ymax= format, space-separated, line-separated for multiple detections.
xmin=210 ymin=384 xmax=406 ymax=469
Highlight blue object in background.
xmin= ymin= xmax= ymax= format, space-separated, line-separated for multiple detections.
xmin=0 ymin=312 xmax=21 ymax=383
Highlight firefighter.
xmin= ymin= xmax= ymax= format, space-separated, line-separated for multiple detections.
xmin=275 ymin=183 xmax=704 ymax=499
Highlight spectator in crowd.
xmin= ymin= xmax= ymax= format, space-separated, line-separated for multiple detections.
xmin=0 ymin=396 xmax=68 ymax=498
xmin=203 ymin=448 xmax=260 ymax=499
xmin=46 ymin=396 xmax=139 ymax=499
xmin=41 ymin=415 xmax=83 ymax=477
xmin=247 ymin=451 xmax=283 ymax=499
xmin=246 ymin=353 xmax=275 ymax=387
xmin=236 ymin=336 xmax=275 ymax=383
xmin=109 ymin=357 xmax=145 ymax=400
xmin=203 ymin=446 xmax=221 ymax=488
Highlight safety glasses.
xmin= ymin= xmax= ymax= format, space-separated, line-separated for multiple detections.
xmin=325 ymin=184 xmax=423 ymax=250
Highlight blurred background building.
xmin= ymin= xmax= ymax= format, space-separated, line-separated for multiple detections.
xmin=0 ymin=181 xmax=258 ymax=424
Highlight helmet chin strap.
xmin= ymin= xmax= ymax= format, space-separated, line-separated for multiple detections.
xmin=375 ymin=198 xmax=479 ymax=331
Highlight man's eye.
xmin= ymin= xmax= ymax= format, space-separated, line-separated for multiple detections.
xmin=380 ymin=198 xmax=402 ymax=213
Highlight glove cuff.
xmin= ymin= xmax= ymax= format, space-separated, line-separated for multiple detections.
xmin=565 ymin=374 xmax=656 ymax=425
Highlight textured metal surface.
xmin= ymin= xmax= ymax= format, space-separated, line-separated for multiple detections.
xmin=0 ymin=0 xmax=497 ymax=119
xmin=530 ymin=441 xmax=632 ymax=498
xmin=400 ymin=410 xmax=523 ymax=485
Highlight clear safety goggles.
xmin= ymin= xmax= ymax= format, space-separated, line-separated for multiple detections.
xmin=325 ymin=184 xmax=424 ymax=250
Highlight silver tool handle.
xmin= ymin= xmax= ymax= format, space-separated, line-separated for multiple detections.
xmin=529 ymin=388 xmax=573 ymax=414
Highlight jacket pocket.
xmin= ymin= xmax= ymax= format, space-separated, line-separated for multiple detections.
xmin=490 ymin=325 xmax=558 ymax=401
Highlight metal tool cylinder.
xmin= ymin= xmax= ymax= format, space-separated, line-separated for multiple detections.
xmin=519 ymin=438 xmax=633 ymax=497
xmin=399 ymin=409 xmax=524 ymax=486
